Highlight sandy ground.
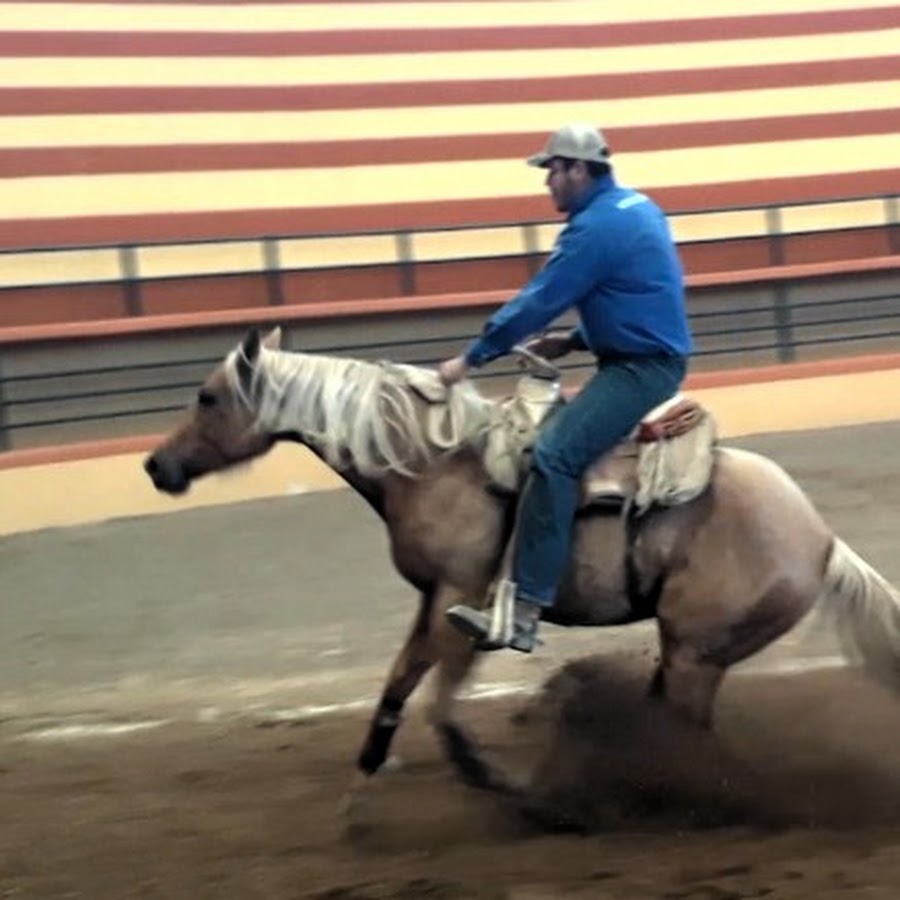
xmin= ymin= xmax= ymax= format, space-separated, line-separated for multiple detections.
xmin=1 ymin=666 xmax=900 ymax=899
xmin=1 ymin=423 xmax=900 ymax=898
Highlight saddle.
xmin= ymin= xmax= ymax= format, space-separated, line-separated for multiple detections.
xmin=386 ymin=361 xmax=717 ymax=516
xmin=483 ymin=374 xmax=717 ymax=515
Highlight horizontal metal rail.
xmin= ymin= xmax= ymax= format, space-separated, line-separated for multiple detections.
xmin=1 ymin=244 xmax=898 ymax=449
xmin=5 ymin=290 xmax=898 ymax=391
xmin=6 ymin=330 xmax=899 ymax=432
xmin=0 ymin=192 xmax=895 ymax=300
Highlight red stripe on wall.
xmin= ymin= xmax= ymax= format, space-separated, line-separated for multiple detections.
xmin=3 ymin=0 xmax=526 ymax=4
xmin=3 ymin=110 xmax=897 ymax=177
xmin=4 ymin=9 xmax=899 ymax=56
xmin=0 ymin=169 xmax=895 ymax=250
xmin=2 ymin=58 xmax=896 ymax=115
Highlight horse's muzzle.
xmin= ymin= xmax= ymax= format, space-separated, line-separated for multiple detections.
xmin=143 ymin=451 xmax=190 ymax=495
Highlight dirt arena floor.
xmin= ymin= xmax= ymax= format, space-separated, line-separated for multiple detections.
xmin=2 ymin=423 xmax=900 ymax=898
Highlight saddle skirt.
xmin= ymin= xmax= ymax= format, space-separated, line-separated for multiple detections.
xmin=483 ymin=375 xmax=717 ymax=515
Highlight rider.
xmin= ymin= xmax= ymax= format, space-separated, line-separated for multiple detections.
xmin=438 ymin=122 xmax=693 ymax=653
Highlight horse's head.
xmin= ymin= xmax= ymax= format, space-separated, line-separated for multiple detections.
xmin=144 ymin=327 xmax=282 ymax=494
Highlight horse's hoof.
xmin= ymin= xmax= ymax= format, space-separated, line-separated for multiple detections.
xmin=338 ymin=771 xmax=370 ymax=820
xmin=338 ymin=790 xmax=358 ymax=819
xmin=340 ymin=789 xmax=379 ymax=844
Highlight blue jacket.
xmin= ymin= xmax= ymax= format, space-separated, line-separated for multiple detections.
xmin=464 ymin=174 xmax=693 ymax=366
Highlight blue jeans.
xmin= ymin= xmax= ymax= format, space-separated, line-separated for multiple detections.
xmin=513 ymin=354 xmax=687 ymax=607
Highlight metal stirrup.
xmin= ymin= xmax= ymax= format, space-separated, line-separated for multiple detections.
xmin=487 ymin=578 xmax=516 ymax=646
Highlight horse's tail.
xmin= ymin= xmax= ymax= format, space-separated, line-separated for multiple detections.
xmin=820 ymin=538 xmax=900 ymax=690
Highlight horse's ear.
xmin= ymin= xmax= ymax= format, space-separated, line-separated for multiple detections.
xmin=236 ymin=329 xmax=261 ymax=392
xmin=261 ymin=326 xmax=282 ymax=351
xmin=241 ymin=328 xmax=261 ymax=362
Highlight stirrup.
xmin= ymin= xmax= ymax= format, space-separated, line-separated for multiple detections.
xmin=445 ymin=579 xmax=543 ymax=652
xmin=486 ymin=577 xmax=517 ymax=647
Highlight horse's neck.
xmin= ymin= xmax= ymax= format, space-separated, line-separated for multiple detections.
xmin=274 ymin=428 xmax=389 ymax=519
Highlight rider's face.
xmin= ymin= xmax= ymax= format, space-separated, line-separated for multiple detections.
xmin=545 ymin=159 xmax=590 ymax=213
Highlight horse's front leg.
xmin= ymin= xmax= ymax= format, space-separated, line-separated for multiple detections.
xmin=428 ymin=585 xmax=518 ymax=794
xmin=342 ymin=584 xmax=458 ymax=819
xmin=354 ymin=587 xmax=437 ymax=780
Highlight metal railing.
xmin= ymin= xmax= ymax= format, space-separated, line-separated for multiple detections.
xmin=0 ymin=192 xmax=898 ymax=450
xmin=1 ymin=283 xmax=898 ymax=451
xmin=1 ymin=192 xmax=897 ymax=317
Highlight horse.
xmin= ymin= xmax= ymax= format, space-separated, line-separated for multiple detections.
xmin=144 ymin=327 xmax=900 ymax=797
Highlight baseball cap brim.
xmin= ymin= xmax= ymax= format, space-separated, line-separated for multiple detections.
xmin=526 ymin=149 xmax=610 ymax=168
xmin=526 ymin=151 xmax=554 ymax=168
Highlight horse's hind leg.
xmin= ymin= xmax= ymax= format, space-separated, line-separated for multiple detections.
xmin=649 ymin=642 xmax=725 ymax=730
xmin=650 ymin=575 xmax=818 ymax=728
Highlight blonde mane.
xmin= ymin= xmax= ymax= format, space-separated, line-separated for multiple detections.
xmin=225 ymin=347 xmax=494 ymax=477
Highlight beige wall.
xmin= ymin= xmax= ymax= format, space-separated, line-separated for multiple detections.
xmin=2 ymin=366 xmax=898 ymax=537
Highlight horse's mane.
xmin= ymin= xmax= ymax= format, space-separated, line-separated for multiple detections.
xmin=225 ymin=347 xmax=495 ymax=477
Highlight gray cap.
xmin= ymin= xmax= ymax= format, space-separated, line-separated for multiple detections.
xmin=526 ymin=123 xmax=611 ymax=168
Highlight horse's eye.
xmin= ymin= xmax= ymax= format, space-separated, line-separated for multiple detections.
xmin=197 ymin=389 xmax=217 ymax=408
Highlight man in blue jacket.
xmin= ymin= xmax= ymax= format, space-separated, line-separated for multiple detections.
xmin=439 ymin=122 xmax=693 ymax=653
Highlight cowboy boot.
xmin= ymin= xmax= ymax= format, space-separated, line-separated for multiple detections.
xmin=446 ymin=598 xmax=542 ymax=653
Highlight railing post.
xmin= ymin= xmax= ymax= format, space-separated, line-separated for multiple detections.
xmin=0 ymin=355 xmax=10 ymax=452
xmin=395 ymin=231 xmax=416 ymax=295
xmin=764 ymin=206 xmax=786 ymax=267
xmin=523 ymin=223 xmax=543 ymax=278
xmin=263 ymin=238 xmax=285 ymax=305
xmin=764 ymin=206 xmax=796 ymax=362
xmin=772 ymin=283 xmax=796 ymax=363
xmin=885 ymin=195 xmax=900 ymax=256
xmin=119 ymin=244 xmax=143 ymax=316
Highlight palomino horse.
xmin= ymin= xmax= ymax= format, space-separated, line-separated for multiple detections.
xmin=145 ymin=328 xmax=900 ymax=793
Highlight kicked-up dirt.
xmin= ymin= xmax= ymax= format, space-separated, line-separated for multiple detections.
xmin=1 ymin=654 xmax=899 ymax=899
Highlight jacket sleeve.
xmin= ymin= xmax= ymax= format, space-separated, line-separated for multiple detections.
xmin=464 ymin=216 xmax=613 ymax=366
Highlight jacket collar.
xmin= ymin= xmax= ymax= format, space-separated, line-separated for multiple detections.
xmin=568 ymin=172 xmax=616 ymax=218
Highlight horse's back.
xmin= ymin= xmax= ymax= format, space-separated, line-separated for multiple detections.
xmin=714 ymin=445 xmax=831 ymax=536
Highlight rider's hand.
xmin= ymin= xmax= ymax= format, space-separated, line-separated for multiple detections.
xmin=438 ymin=355 xmax=470 ymax=386
xmin=523 ymin=331 xmax=574 ymax=361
